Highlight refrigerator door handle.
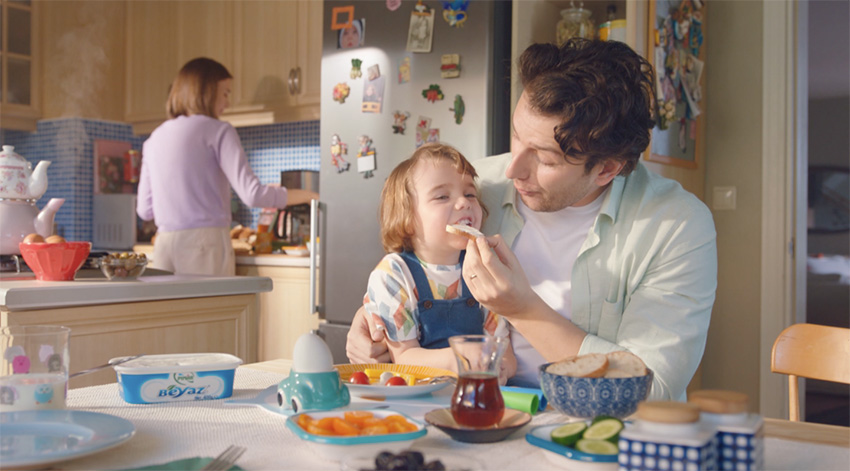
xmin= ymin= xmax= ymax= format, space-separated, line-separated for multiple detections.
xmin=309 ymin=198 xmax=324 ymax=317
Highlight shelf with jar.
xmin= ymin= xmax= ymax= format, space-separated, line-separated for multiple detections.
xmin=511 ymin=0 xmax=646 ymax=111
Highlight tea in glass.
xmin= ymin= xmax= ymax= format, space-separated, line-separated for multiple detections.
xmin=448 ymin=335 xmax=507 ymax=428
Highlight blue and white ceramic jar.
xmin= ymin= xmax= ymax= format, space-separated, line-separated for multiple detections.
xmin=690 ymin=390 xmax=764 ymax=471
xmin=618 ymin=401 xmax=718 ymax=471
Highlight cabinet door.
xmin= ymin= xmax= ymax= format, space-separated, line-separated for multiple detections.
xmin=175 ymin=0 xmax=233 ymax=69
xmin=293 ymin=0 xmax=322 ymax=108
xmin=236 ymin=265 xmax=318 ymax=362
xmin=232 ymin=0 xmax=298 ymax=111
xmin=125 ymin=1 xmax=179 ymax=126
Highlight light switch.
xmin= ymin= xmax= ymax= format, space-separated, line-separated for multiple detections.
xmin=713 ymin=186 xmax=737 ymax=211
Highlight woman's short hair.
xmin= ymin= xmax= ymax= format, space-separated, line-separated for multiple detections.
xmin=380 ymin=143 xmax=487 ymax=253
xmin=166 ymin=57 xmax=233 ymax=119
xmin=518 ymin=38 xmax=656 ymax=175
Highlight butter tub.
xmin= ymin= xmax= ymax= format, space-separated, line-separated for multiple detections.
xmin=112 ymin=353 xmax=243 ymax=404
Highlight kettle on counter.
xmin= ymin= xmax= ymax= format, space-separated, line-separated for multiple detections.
xmin=0 ymin=145 xmax=65 ymax=255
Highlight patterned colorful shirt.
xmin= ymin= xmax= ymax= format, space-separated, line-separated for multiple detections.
xmin=363 ymin=253 xmax=508 ymax=343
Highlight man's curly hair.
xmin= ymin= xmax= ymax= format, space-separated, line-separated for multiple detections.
xmin=518 ymin=38 xmax=656 ymax=175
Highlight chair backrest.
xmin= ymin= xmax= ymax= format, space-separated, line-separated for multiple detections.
xmin=770 ymin=323 xmax=850 ymax=421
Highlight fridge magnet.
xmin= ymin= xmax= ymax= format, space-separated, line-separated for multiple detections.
xmin=645 ymin=0 xmax=706 ymax=169
xmin=398 ymin=57 xmax=412 ymax=84
xmin=330 ymin=134 xmax=351 ymax=173
xmin=441 ymin=0 xmax=469 ymax=27
xmin=331 ymin=5 xmax=355 ymax=30
xmin=440 ymin=54 xmax=460 ymax=78
xmin=333 ymin=83 xmax=351 ymax=104
xmin=350 ymin=58 xmax=363 ymax=79
xmin=386 ymin=0 xmax=402 ymax=12
xmin=392 ymin=111 xmax=410 ymax=134
xmin=427 ymin=128 xmax=440 ymax=144
xmin=415 ymin=116 xmax=432 ymax=148
xmin=362 ymin=75 xmax=386 ymax=113
xmin=367 ymin=64 xmax=381 ymax=81
xmin=407 ymin=2 xmax=435 ymax=53
xmin=449 ymin=95 xmax=465 ymax=124
xmin=422 ymin=84 xmax=444 ymax=103
xmin=356 ymin=135 xmax=377 ymax=179
xmin=338 ymin=19 xmax=365 ymax=49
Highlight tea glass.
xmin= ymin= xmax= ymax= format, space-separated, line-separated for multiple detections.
xmin=0 ymin=325 xmax=70 ymax=411
xmin=448 ymin=334 xmax=508 ymax=428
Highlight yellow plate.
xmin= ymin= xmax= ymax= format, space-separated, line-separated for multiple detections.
xmin=335 ymin=363 xmax=456 ymax=398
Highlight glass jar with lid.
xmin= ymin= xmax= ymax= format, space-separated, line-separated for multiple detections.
xmin=556 ymin=1 xmax=595 ymax=46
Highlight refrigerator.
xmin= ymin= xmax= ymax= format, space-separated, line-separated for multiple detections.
xmin=314 ymin=0 xmax=512 ymax=362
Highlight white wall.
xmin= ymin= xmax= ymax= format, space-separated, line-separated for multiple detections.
xmin=701 ymin=0 xmax=765 ymax=408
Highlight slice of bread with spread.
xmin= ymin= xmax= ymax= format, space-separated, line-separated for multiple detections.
xmin=445 ymin=224 xmax=484 ymax=240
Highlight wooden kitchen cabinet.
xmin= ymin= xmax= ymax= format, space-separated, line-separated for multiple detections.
xmin=2 ymin=294 xmax=259 ymax=389
xmin=0 ymin=0 xmax=41 ymax=131
xmin=125 ymin=0 xmax=320 ymax=135
xmin=236 ymin=264 xmax=319 ymax=363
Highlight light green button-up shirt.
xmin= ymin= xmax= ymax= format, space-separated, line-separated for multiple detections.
xmin=474 ymin=153 xmax=717 ymax=400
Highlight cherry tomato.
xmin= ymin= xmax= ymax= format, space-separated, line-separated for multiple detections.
xmin=349 ymin=371 xmax=370 ymax=385
xmin=384 ymin=376 xmax=407 ymax=387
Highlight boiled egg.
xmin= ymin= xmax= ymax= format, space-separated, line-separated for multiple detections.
xmin=291 ymin=332 xmax=335 ymax=373
xmin=23 ymin=233 xmax=45 ymax=243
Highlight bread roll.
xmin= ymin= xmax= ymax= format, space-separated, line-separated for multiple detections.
xmin=546 ymin=353 xmax=609 ymax=378
xmin=445 ymin=224 xmax=484 ymax=240
xmin=603 ymin=351 xmax=648 ymax=378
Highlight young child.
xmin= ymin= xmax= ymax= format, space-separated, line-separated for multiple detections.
xmin=362 ymin=143 xmax=516 ymax=382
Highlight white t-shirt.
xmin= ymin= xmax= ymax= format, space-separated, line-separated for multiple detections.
xmin=509 ymin=188 xmax=608 ymax=386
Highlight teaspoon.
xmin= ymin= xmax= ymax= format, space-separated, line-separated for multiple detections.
xmin=69 ymin=354 xmax=145 ymax=379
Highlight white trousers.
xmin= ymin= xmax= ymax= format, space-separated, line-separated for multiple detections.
xmin=152 ymin=227 xmax=235 ymax=276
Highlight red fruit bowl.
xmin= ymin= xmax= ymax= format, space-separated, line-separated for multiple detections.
xmin=18 ymin=241 xmax=92 ymax=281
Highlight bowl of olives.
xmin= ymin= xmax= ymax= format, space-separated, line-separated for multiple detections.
xmin=99 ymin=252 xmax=148 ymax=280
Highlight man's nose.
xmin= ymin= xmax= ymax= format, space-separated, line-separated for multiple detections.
xmin=505 ymin=148 xmax=530 ymax=180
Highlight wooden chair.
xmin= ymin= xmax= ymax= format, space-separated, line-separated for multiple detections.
xmin=770 ymin=323 xmax=850 ymax=421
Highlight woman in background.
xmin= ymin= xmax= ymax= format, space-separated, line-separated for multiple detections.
xmin=137 ymin=57 xmax=316 ymax=276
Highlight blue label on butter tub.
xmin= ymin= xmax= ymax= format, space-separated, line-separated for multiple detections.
xmin=118 ymin=369 xmax=235 ymax=404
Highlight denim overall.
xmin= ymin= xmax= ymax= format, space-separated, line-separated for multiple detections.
xmin=399 ymin=251 xmax=484 ymax=349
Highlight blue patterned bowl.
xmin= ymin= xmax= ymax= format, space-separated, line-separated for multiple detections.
xmin=538 ymin=363 xmax=653 ymax=419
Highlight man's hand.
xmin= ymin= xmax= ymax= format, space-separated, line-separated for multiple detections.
xmin=345 ymin=306 xmax=391 ymax=364
xmin=462 ymin=235 xmax=538 ymax=319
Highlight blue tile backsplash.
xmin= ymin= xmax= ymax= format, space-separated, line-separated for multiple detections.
xmin=0 ymin=118 xmax=320 ymax=243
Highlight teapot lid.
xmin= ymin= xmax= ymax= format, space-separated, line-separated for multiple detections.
xmin=0 ymin=145 xmax=24 ymax=160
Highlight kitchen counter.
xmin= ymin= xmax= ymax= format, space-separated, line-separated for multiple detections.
xmin=133 ymin=243 xmax=312 ymax=267
xmin=236 ymin=253 xmax=312 ymax=267
xmin=0 ymin=272 xmax=272 ymax=311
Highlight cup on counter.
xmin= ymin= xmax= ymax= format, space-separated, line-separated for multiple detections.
xmin=0 ymin=325 xmax=70 ymax=412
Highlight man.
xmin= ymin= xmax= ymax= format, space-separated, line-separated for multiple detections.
xmin=347 ymin=39 xmax=717 ymax=401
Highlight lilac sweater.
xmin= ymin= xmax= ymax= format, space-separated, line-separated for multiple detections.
xmin=137 ymin=115 xmax=288 ymax=232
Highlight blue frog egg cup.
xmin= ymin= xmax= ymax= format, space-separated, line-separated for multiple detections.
xmin=276 ymin=332 xmax=351 ymax=413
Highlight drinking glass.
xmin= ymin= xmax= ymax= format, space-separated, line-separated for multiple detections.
xmin=0 ymin=325 xmax=70 ymax=411
xmin=448 ymin=334 xmax=507 ymax=428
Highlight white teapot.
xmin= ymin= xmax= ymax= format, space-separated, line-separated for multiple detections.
xmin=0 ymin=145 xmax=51 ymax=199
xmin=0 ymin=145 xmax=64 ymax=255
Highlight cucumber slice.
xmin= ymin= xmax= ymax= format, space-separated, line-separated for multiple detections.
xmin=550 ymin=422 xmax=587 ymax=447
xmin=591 ymin=415 xmax=621 ymax=425
xmin=575 ymin=438 xmax=619 ymax=455
xmin=583 ymin=418 xmax=624 ymax=443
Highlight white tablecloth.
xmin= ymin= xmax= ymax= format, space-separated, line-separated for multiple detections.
xmin=54 ymin=367 xmax=849 ymax=470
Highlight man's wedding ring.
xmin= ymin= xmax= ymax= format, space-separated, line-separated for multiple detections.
xmin=469 ymin=274 xmax=478 ymax=280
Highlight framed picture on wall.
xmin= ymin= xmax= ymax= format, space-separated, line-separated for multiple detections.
xmin=645 ymin=0 xmax=706 ymax=169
